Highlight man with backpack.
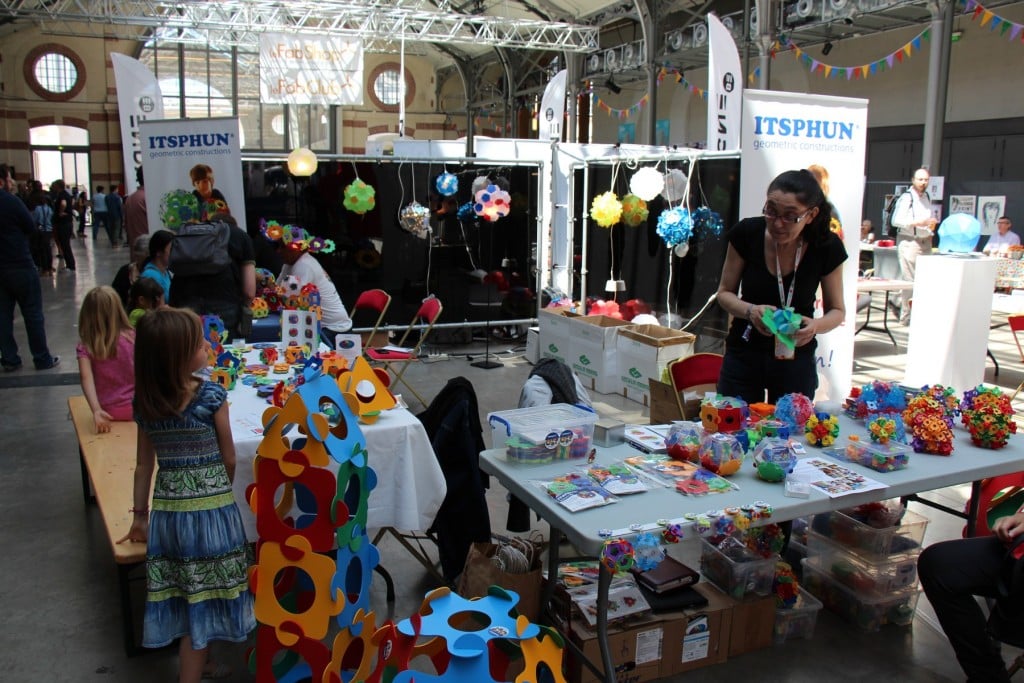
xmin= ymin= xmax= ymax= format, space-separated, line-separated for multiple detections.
xmin=168 ymin=214 xmax=255 ymax=339
xmin=891 ymin=168 xmax=938 ymax=324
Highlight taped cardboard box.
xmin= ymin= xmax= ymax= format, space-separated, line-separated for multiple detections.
xmin=563 ymin=614 xmax=665 ymax=683
xmin=538 ymin=308 xmax=578 ymax=366
xmin=648 ymin=378 xmax=714 ymax=424
xmin=616 ymin=325 xmax=696 ymax=405
xmin=727 ymin=592 xmax=776 ymax=657
xmin=660 ymin=581 xmax=733 ymax=675
xmin=570 ymin=315 xmax=631 ymax=394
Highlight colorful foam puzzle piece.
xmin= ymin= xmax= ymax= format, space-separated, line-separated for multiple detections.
xmin=325 ymin=609 xmax=378 ymax=683
xmin=250 ymin=624 xmax=333 ymax=683
xmin=334 ymin=460 xmax=377 ymax=549
xmin=252 ymin=535 xmax=345 ymax=644
xmin=336 ymin=357 xmax=396 ymax=425
xmin=259 ymin=393 xmax=333 ymax=468
xmin=293 ymin=365 xmax=368 ymax=465
xmin=514 ymin=618 xmax=566 ymax=683
xmin=249 ymin=452 xmax=345 ymax=551
xmin=333 ymin=539 xmax=381 ymax=627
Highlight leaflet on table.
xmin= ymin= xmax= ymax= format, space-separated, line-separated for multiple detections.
xmin=585 ymin=461 xmax=650 ymax=495
xmin=557 ymin=560 xmax=633 ymax=588
xmin=624 ymin=453 xmax=739 ymax=496
xmin=787 ymin=457 xmax=887 ymax=498
xmin=535 ymin=472 xmax=618 ymax=512
xmin=624 ymin=424 xmax=672 ymax=454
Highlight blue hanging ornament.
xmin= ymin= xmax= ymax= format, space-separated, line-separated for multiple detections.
xmin=656 ymin=207 xmax=693 ymax=247
xmin=435 ymin=172 xmax=459 ymax=197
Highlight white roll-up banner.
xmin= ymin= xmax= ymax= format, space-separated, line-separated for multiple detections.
xmin=706 ymin=14 xmax=742 ymax=151
xmin=111 ymin=53 xmax=164 ymax=194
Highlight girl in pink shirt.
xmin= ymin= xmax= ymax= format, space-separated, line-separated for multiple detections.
xmin=77 ymin=286 xmax=135 ymax=433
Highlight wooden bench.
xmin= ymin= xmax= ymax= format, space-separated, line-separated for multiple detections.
xmin=69 ymin=395 xmax=150 ymax=656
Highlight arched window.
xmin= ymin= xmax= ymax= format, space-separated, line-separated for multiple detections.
xmin=367 ymin=63 xmax=415 ymax=112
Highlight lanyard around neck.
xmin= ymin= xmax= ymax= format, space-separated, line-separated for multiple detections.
xmin=775 ymin=240 xmax=803 ymax=309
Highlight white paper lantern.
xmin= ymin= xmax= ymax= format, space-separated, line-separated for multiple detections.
xmin=662 ymin=168 xmax=689 ymax=202
xmin=287 ymin=147 xmax=318 ymax=177
xmin=471 ymin=175 xmax=491 ymax=196
xmin=674 ymin=242 xmax=690 ymax=257
xmin=630 ymin=167 xmax=664 ymax=202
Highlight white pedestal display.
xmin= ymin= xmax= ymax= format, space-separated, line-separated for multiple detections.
xmin=904 ymin=255 xmax=996 ymax=390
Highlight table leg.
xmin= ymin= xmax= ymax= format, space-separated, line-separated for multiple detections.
xmin=596 ymin=562 xmax=615 ymax=683
xmin=966 ymin=480 xmax=983 ymax=538
xmin=988 ymin=349 xmax=1000 ymax=378
xmin=879 ymin=291 xmax=900 ymax=349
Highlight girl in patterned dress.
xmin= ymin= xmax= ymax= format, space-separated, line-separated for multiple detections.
xmin=120 ymin=307 xmax=254 ymax=682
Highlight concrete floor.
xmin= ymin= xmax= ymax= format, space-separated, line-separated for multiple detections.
xmin=1 ymin=236 xmax=1020 ymax=681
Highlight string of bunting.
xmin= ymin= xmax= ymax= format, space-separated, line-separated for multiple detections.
xmin=591 ymin=91 xmax=651 ymax=120
xmin=961 ymin=0 xmax=1024 ymax=43
xmin=776 ymin=28 xmax=930 ymax=79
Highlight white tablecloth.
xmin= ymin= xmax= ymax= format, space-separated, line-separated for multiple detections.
xmin=225 ymin=362 xmax=447 ymax=541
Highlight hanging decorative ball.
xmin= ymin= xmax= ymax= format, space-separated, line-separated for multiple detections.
xmin=435 ymin=172 xmax=459 ymax=197
xmin=473 ymin=184 xmax=511 ymax=222
xmin=620 ymin=194 xmax=649 ymax=227
xmin=662 ymin=168 xmax=689 ymax=202
xmin=456 ymin=201 xmax=475 ymax=222
xmin=674 ymin=243 xmax=690 ymax=258
xmin=343 ymin=179 xmax=376 ymax=214
xmin=693 ymin=206 xmax=725 ymax=237
xmin=471 ymin=174 xmax=492 ymax=196
xmin=656 ymin=207 xmax=693 ymax=247
xmin=399 ymin=201 xmax=431 ymax=239
xmin=630 ymin=167 xmax=664 ymax=201
xmin=590 ymin=191 xmax=623 ymax=228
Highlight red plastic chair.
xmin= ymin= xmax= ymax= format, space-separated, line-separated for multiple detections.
xmin=365 ymin=296 xmax=443 ymax=407
xmin=667 ymin=353 xmax=724 ymax=419
xmin=351 ymin=288 xmax=392 ymax=350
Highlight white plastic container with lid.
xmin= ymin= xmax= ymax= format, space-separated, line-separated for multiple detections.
xmin=487 ymin=404 xmax=597 ymax=463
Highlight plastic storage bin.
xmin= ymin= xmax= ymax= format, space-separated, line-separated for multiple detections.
xmin=487 ymin=404 xmax=597 ymax=463
xmin=824 ymin=440 xmax=911 ymax=472
xmin=700 ymin=537 xmax=776 ymax=599
xmin=806 ymin=531 xmax=919 ymax=594
xmin=802 ymin=556 xmax=921 ymax=631
xmin=808 ymin=507 xmax=929 ymax=560
xmin=774 ymin=587 xmax=823 ymax=645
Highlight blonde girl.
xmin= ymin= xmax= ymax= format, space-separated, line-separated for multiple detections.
xmin=76 ymin=286 xmax=135 ymax=433
xmin=119 ymin=308 xmax=254 ymax=682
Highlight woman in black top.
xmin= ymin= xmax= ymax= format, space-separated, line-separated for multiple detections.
xmin=715 ymin=169 xmax=847 ymax=403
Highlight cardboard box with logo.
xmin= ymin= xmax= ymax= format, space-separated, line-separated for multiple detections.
xmin=570 ymin=315 xmax=632 ymax=394
xmin=660 ymin=581 xmax=733 ymax=675
xmin=563 ymin=615 xmax=665 ymax=683
xmin=538 ymin=308 xmax=578 ymax=366
xmin=616 ymin=325 xmax=696 ymax=405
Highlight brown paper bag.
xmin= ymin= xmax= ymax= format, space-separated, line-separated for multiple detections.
xmin=456 ymin=541 xmax=544 ymax=621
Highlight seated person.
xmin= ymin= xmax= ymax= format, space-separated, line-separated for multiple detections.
xmin=272 ymin=226 xmax=352 ymax=348
xmin=984 ymin=217 xmax=1021 ymax=255
xmin=127 ymin=276 xmax=165 ymax=327
xmin=919 ymin=507 xmax=1024 ymax=682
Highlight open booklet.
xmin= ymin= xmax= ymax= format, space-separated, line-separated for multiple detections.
xmin=623 ymin=453 xmax=739 ymax=496
xmin=786 ymin=457 xmax=887 ymax=498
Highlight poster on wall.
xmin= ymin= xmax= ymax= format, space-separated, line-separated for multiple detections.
xmin=137 ymin=117 xmax=247 ymax=236
xmin=111 ymin=53 xmax=164 ymax=195
xmin=977 ymin=196 xmax=1006 ymax=235
xmin=949 ymin=195 xmax=976 ymax=215
xmin=928 ymin=176 xmax=944 ymax=201
xmin=740 ymin=89 xmax=869 ymax=402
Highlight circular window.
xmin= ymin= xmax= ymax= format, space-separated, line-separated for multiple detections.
xmin=24 ymin=44 xmax=86 ymax=101
xmin=367 ymin=63 xmax=415 ymax=112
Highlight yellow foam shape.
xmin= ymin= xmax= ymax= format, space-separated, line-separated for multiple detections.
xmin=259 ymin=395 xmax=330 ymax=468
xmin=336 ymin=357 xmax=396 ymax=423
xmin=253 ymin=535 xmax=344 ymax=646
xmin=515 ymin=617 xmax=566 ymax=683
xmin=324 ymin=609 xmax=378 ymax=683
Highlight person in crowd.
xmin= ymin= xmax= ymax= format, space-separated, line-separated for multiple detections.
xmin=27 ymin=181 xmax=54 ymax=275
xmin=893 ymin=168 xmax=938 ymax=323
xmin=92 ymin=185 xmax=108 ymax=242
xmin=76 ymin=286 xmax=135 ymax=433
xmin=984 ymin=216 xmax=1021 ymax=255
xmin=861 ymin=219 xmax=874 ymax=242
xmin=75 ymin=189 xmax=89 ymax=238
xmin=0 ymin=163 xmax=60 ymax=371
xmin=919 ymin=507 xmax=1024 ymax=683
xmin=51 ymin=179 xmax=77 ymax=272
xmin=105 ymin=183 xmax=124 ymax=247
xmin=170 ymin=213 xmax=255 ymax=340
xmin=807 ymin=163 xmax=844 ymax=240
xmin=139 ymin=229 xmax=175 ymax=300
xmin=124 ymin=166 xmax=148 ymax=250
xmin=190 ymin=164 xmax=230 ymax=221
xmin=118 ymin=307 xmax=255 ymax=681
xmin=111 ymin=234 xmax=151 ymax=309
xmin=715 ymin=169 xmax=847 ymax=403
xmin=271 ymin=224 xmax=351 ymax=348
xmin=126 ymin=276 xmax=165 ymax=327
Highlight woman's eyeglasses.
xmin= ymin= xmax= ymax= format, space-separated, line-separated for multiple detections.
xmin=763 ymin=203 xmax=813 ymax=225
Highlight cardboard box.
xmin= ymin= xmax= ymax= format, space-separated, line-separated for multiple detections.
xmin=648 ymin=379 xmax=685 ymax=424
xmin=616 ymin=326 xmax=696 ymax=404
xmin=563 ymin=615 xmax=665 ymax=683
xmin=525 ymin=326 xmax=540 ymax=364
xmin=570 ymin=315 xmax=631 ymax=394
xmin=538 ymin=308 xmax=578 ymax=366
xmin=661 ymin=581 xmax=732 ymax=675
xmin=727 ymin=593 xmax=776 ymax=657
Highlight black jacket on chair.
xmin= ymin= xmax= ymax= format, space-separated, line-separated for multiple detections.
xmin=418 ymin=377 xmax=491 ymax=582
